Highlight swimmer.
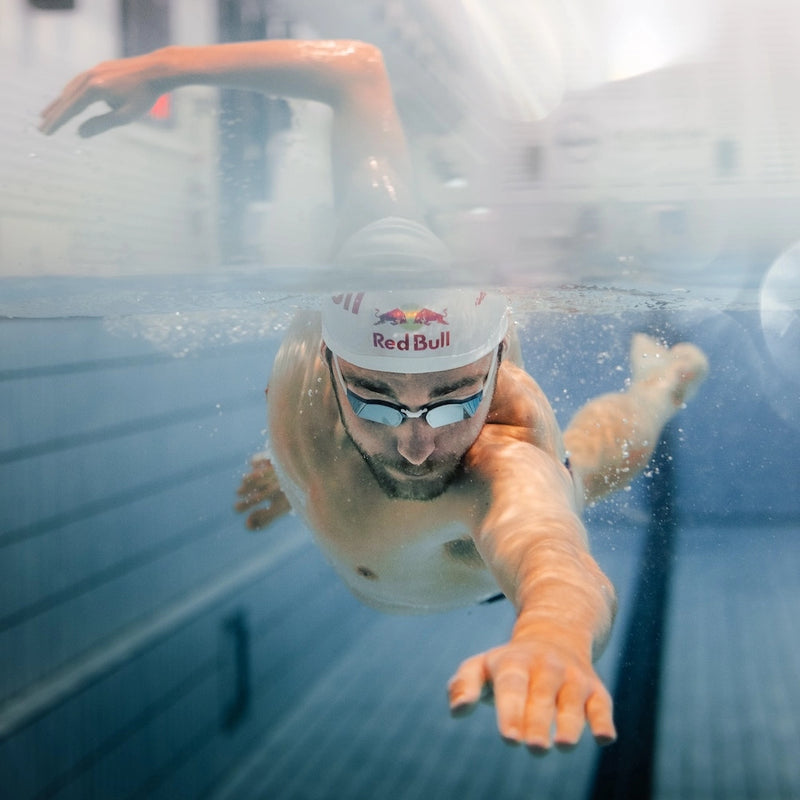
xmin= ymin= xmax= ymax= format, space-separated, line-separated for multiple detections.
xmin=40 ymin=40 xmax=709 ymax=752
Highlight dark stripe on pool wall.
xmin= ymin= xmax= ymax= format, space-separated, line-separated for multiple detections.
xmin=0 ymin=394 xmax=260 ymax=464
xmin=588 ymin=429 xmax=678 ymax=800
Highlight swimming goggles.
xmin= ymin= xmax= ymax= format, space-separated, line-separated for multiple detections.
xmin=331 ymin=350 xmax=498 ymax=429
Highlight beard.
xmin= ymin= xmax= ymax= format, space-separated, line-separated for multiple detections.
xmin=356 ymin=447 xmax=463 ymax=501
xmin=338 ymin=414 xmax=462 ymax=500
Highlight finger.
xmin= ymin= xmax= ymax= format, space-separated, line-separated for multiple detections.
xmin=251 ymin=469 xmax=281 ymax=495
xmin=245 ymin=496 xmax=290 ymax=530
xmin=77 ymin=102 xmax=144 ymax=138
xmin=521 ymin=650 xmax=573 ymax=751
xmin=236 ymin=471 xmax=262 ymax=494
xmin=236 ymin=467 xmax=280 ymax=501
xmin=586 ymin=686 xmax=616 ymax=746
xmin=236 ymin=478 xmax=282 ymax=509
xmin=245 ymin=459 xmax=281 ymax=489
xmin=492 ymin=661 xmax=532 ymax=743
xmin=521 ymin=675 xmax=560 ymax=750
xmin=553 ymin=682 xmax=588 ymax=750
xmin=39 ymin=74 xmax=97 ymax=134
xmin=235 ymin=496 xmax=260 ymax=513
xmin=448 ymin=654 xmax=489 ymax=714
xmin=235 ymin=485 xmax=270 ymax=510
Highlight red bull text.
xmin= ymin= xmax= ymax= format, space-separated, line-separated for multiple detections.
xmin=372 ymin=330 xmax=451 ymax=352
xmin=371 ymin=304 xmax=451 ymax=353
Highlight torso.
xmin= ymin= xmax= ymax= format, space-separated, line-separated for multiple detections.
xmin=270 ymin=404 xmax=500 ymax=612
xmin=267 ymin=311 xmax=568 ymax=613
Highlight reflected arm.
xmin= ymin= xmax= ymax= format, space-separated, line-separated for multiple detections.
xmin=39 ymin=39 xmax=416 ymax=221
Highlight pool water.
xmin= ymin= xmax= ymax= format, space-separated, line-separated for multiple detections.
xmin=1 ymin=276 xmax=798 ymax=799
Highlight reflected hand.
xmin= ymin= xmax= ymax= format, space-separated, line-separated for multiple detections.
xmin=39 ymin=54 xmax=166 ymax=137
xmin=235 ymin=455 xmax=291 ymax=530
xmin=447 ymin=638 xmax=616 ymax=752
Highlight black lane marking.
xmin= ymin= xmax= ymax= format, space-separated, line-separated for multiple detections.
xmin=589 ymin=429 xmax=678 ymax=800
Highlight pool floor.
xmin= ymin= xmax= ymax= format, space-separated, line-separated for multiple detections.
xmin=1 ymin=312 xmax=798 ymax=800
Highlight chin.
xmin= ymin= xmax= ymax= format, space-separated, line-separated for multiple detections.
xmin=382 ymin=479 xmax=449 ymax=501
xmin=367 ymin=459 xmax=460 ymax=501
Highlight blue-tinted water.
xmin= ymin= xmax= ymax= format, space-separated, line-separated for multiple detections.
xmin=1 ymin=276 xmax=797 ymax=799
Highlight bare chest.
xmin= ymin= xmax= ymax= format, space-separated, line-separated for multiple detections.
xmin=303 ymin=472 xmax=499 ymax=613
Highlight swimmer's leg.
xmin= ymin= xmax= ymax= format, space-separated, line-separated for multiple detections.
xmin=235 ymin=454 xmax=292 ymax=530
xmin=563 ymin=334 xmax=709 ymax=504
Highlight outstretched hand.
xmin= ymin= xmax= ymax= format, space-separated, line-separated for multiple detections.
xmin=39 ymin=54 xmax=165 ymax=137
xmin=448 ymin=637 xmax=616 ymax=753
xmin=235 ymin=455 xmax=291 ymax=530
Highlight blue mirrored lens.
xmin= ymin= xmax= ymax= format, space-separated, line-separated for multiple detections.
xmin=346 ymin=391 xmax=405 ymax=426
xmin=424 ymin=393 xmax=483 ymax=428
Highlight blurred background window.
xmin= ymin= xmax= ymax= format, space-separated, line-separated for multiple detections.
xmin=121 ymin=0 xmax=170 ymax=57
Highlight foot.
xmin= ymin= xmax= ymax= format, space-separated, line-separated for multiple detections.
xmin=630 ymin=334 xmax=709 ymax=407
xmin=666 ymin=341 xmax=709 ymax=406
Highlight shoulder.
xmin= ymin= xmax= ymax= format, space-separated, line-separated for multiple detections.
xmin=463 ymin=361 xmax=577 ymax=513
xmin=268 ymin=310 xmax=328 ymax=420
xmin=481 ymin=359 xmax=565 ymax=459
xmin=267 ymin=310 xmax=341 ymax=488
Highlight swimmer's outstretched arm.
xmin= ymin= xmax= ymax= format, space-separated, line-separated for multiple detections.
xmin=39 ymin=39 xmax=415 ymax=217
xmin=449 ymin=366 xmax=617 ymax=751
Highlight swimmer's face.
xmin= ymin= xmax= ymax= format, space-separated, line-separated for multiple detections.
xmin=329 ymin=350 xmax=498 ymax=501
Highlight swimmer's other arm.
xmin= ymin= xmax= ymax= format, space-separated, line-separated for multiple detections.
xmin=235 ymin=455 xmax=291 ymax=531
xmin=449 ymin=428 xmax=617 ymax=752
xmin=38 ymin=39 xmax=410 ymax=203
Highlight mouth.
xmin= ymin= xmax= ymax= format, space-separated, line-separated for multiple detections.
xmin=365 ymin=456 xmax=460 ymax=501
xmin=387 ymin=463 xmax=438 ymax=480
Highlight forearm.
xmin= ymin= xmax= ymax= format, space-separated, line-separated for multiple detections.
xmin=146 ymin=40 xmax=387 ymax=107
xmin=469 ymin=439 xmax=616 ymax=660
xmin=509 ymin=535 xmax=616 ymax=661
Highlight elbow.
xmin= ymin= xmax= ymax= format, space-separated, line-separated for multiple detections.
xmin=343 ymin=40 xmax=386 ymax=64
xmin=321 ymin=39 xmax=387 ymax=72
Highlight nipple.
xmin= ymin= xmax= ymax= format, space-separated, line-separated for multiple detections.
xmin=356 ymin=565 xmax=379 ymax=580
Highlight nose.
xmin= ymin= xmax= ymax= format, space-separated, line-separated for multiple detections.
xmin=395 ymin=420 xmax=436 ymax=465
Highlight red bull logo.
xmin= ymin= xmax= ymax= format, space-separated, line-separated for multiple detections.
xmin=413 ymin=308 xmax=448 ymax=325
xmin=373 ymin=306 xmax=448 ymax=327
xmin=372 ymin=304 xmax=451 ymax=353
xmin=374 ymin=307 xmax=407 ymax=325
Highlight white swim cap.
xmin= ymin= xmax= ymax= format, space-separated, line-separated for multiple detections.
xmin=333 ymin=216 xmax=451 ymax=275
xmin=321 ymin=288 xmax=509 ymax=373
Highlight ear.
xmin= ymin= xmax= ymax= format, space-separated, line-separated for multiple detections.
xmin=498 ymin=337 xmax=509 ymax=363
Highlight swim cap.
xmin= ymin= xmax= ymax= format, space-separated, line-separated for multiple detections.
xmin=321 ymin=288 xmax=509 ymax=373
xmin=333 ymin=217 xmax=451 ymax=275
